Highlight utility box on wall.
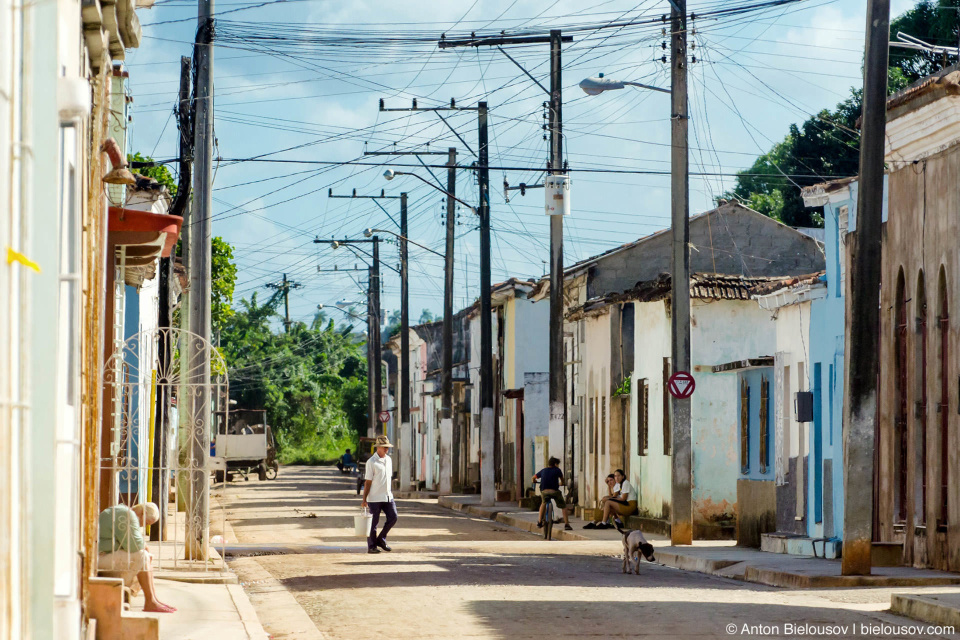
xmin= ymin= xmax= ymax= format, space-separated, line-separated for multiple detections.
xmin=795 ymin=391 xmax=814 ymax=423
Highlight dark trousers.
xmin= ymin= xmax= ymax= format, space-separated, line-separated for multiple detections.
xmin=368 ymin=500 xmax=398 ymax=549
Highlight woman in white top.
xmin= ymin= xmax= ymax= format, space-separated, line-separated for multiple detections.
xmin=596 ymin=469 xmax=638 ymax=529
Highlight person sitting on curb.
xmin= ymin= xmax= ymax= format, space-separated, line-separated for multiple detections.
xmin=585 ymin=470 xmax=637 ymax=529
xmin=98 ymin=503 xmax=177 ymax=613
xmin=583 ymin=474 xmax=617 ymax=529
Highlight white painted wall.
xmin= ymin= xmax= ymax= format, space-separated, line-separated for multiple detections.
xmin=579 ymin=311 xmax=611 ymax=507
xmin=628 ymin=299 xmax=778 ymax=523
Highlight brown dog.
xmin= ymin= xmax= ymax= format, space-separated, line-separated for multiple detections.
xmin=615 ymin=519 xmax=656 ymax=574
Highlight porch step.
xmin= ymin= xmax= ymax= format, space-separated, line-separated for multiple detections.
xmin=761 ymin=532 xmax=842 ymax=559
xmin=88 ymin=576 xmax=159 ymax=640
xmin=872 ymin=541 xmax=903 ymax=567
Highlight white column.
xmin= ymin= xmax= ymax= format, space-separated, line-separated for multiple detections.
xmin=439 ymin=418 xmax=453 ymax=494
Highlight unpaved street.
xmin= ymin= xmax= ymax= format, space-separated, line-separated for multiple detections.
xmin=221 ymin=467 xmax=956 ymax=639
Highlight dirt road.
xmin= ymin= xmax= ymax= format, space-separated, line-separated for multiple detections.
xmin=221 ymin=467 xmax=956 ymax=639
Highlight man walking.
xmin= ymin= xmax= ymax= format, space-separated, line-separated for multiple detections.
xmin=361 ymin=435 xmax=397 ymax=554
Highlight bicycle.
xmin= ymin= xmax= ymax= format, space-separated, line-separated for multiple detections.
xmin=534 ymin=479 xmax=562 ymax=541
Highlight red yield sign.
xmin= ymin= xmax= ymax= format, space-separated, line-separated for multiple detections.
xmin=378 ymin=411 xmax=391 ymax=423
xmin=667 ymin=371 xmax=696 ymax=399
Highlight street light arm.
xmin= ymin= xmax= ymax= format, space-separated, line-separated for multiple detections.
xmin=366 ymin=228 xmax=445 ymax=259
xmin=622 ymin=81 xmax=671 ymax=94
xmin=386 ymin=170 xmax=478 ymax=215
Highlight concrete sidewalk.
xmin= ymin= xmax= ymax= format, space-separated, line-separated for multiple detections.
xmin=149 ymin=579 xmax=268 ymax=640
xmin=434 ymin=494 xmax=960 ymax=590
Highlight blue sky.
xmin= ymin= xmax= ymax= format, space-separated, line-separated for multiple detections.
xmin=125 ymin=0 xmax=916 ymax=327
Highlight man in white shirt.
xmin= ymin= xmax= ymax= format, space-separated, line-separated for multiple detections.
xmin=361 ymin=435 xmax=397 ymax=554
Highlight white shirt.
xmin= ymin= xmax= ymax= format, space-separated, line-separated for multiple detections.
xmin=364 ymin=451 xmax=394 ymax=503
xmin=618 ymin=479 xmax=634 ymax=502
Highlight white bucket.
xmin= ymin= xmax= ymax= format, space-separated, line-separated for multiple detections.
xmin=354 ymin=507 xmax=372 ymax=537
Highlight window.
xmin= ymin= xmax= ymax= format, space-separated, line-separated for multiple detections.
xmin=837 ymin=205 xmax=849 ymax=298
xmin=894 ymin=268 xmax=908 ymax=523
xmin=637 ymin=379 xmax=649 ymax=455
xmin=939 ymin=266 xmax=949 ymax=527
xmin=759 ymin=376 xmax=769 ymax=474
xmin=916 ymin=271 xmax=928 ymax=525
xmin=663 ymin=357 xmax=672 ymax=455
xmin=740 ymin=379 xmax=750 ymax=473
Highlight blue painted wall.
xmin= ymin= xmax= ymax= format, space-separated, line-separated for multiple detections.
xmin=737 ymin=367 xmax=775 ymax=482
xmin=803 ymin=178 xmax=886 ymax=541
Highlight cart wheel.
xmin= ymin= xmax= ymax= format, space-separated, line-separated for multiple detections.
xmin=266 ymin=462 xmax=279 ymax=480
xmin=215 ymin=470 xmax=226 ymax=484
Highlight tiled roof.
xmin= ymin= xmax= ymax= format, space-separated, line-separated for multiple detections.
xmin=565 ymin=272 xmax=809 ymax=320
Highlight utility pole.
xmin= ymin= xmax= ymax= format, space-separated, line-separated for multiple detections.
xmin=369 ymin=114 xmax=471 ymax=492
xmin=438 ymin=32 xmax=572 ymax=507
xmin=441 ymin=147 xmax=456 ymax=494
xmin=327 ymin=187 xmax=408 ymax=448
xmin=477 ymin=102 xmax=495 ymax=507
xmin=547 ymin=30 xmax=568 ymax=498
xmin=184 ymin=0 xmax=214 ymax=561
xmin=265 ymin=273 xmax=303 ymax=332
xmin=843 ymin=0 xmax=889 ymax=577
xmin=670 ymin=0 xmax=693 ymax=546
xmin=314 ymin=237 xmax=383 ymax=436
xmin=371 ymin=238 xmax=382 ymax=433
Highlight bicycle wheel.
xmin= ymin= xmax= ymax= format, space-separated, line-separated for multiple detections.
xmin=544 ymin=500 xmax=554 ymax=541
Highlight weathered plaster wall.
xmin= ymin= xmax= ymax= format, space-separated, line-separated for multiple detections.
xmin=691 ymin=300 xmax=778 ymax=525
xmin=880 ymin=144 xmax=960 ymax=571
xmin=580 ymin=311 xmax=612 ymax=507
xmin=627 ymin=299 xmax=777 ymax=526
xmin=766 ymin=301 xmax=811 ymax=536
xmin=809 ymin=193 xmax=851 ymax=542
xmin=582 ymin=204 xmax=825 ymax=299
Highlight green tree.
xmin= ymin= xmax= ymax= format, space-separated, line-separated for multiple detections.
xmin=128 ymin=152 xmax=178 ymax=196
xmin=890 ymin=1 xmax=960 ymax=82
xmin=220 ymin=293 xmax=370 ymax=463
xmin=211 ymin=237 xmax=238 ymax=334
xmin=418 ymin=309 xmax=436 ymax=324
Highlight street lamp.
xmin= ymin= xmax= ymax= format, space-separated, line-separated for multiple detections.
xmin=383 ymin=169 xmax=477 ymax=214
xmin=578 ymin=73 xmax=669 ymax=96
xmin=364 ymin=227 xmax=444 ymax=258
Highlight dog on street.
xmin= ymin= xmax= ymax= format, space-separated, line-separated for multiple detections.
xmin=615 ymin=519 xmax=656 ymax=574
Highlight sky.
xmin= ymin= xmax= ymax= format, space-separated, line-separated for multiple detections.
xmin=124 ymin=0 xmax=917 ymax=329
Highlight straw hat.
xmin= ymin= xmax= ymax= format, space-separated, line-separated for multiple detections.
xmin=375 ymin=435 xmax=394 ymax=448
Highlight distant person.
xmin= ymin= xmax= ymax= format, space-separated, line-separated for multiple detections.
xmin=532 ymin=457 xmax=573 ymax=531
xmin=361 ymin=435 xmax=397 ymax=554
xmin=98 ymin=503 xmax=177 ymax=613
xmin=339 ymin=448 xmax=358 ymax=474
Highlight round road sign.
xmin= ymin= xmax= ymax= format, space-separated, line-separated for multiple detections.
xmin=378 ymin=410 xmax=391 ymax=423
xmin=667 ymin=371 xmax=696 ymax=399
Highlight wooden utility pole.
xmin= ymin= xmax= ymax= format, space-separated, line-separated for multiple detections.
xmin=265 ymin=273 xmax=303 ymax=332
xmin=438 ymin=31 xmax=572 ymax=508
xmin=185 ymin=0 xmax=214 ymax=561
xmin=842 ymin=0 xmax=890 ymax=576
xmin=477 ymin=102 xmax=495 ymax=506
xmin=440 ymin=148 xmax=457 ymax=494
xmin=670 ymin=0 xmax=693 ymax=546
xmin=547 ymin=30 xmax=569 ymax=497
xmin=363 ymin=145 xmax=454 ymax=489
xmin=314 ymin=237 xmax=383 ymax=436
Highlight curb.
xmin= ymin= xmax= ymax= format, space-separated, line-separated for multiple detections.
xmin=891 ymin=594 xmax=960 ymax=628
